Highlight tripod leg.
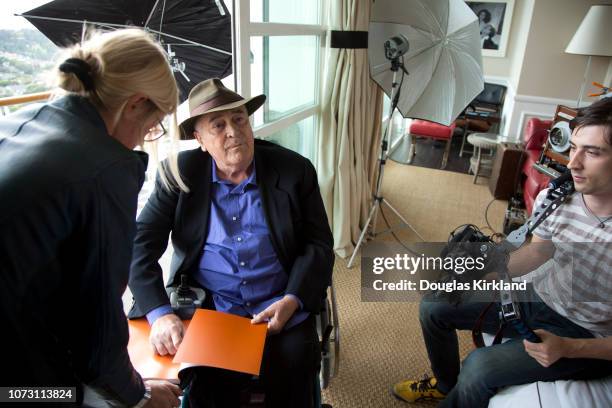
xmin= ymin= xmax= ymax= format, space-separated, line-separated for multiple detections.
xmin=347 ymin=201 xmax=380 ymax=268
xmin=380 ymin=198 xmax=425 ymax=241
xmin=371 ymin=200 xmax=380 ymax=238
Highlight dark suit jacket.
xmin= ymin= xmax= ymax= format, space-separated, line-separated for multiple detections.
xmin=128 ymin=139 xmax=334 ymax=318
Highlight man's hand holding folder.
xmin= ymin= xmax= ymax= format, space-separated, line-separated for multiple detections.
xmin=250 ymin=294 xmax=300 ymax=335
xmin=129 ymin=309 xmax=268 ymax=380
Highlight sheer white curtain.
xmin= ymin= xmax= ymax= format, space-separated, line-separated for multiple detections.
xmin=316 ymin=0 xmax=383 ymax=257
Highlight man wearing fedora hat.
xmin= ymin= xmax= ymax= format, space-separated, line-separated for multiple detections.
xmin=128 ymin=78 xmax=334 ymax=407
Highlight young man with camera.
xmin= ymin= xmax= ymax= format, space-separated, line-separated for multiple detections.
xmin=392 ymin=97 xmax=612 ymax=407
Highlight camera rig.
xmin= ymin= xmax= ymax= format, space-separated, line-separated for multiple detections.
xmin=441 ymin=173 xmax=575 ymax=343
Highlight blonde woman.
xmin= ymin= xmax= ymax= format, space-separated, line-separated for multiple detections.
xmin=0 ymin=29 xmax=184 ymax=408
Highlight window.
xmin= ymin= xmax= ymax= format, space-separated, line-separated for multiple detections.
xmin=250 ymin=0 xmax=320 ymax=24
xmin=265 ymin=115 xmax=316 ymax=163
xmin=250 ymin=35 xmax=318 ymax=125
xmin=235 ymin=0 xmax=324 ymax=162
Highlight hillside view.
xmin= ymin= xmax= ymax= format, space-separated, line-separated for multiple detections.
xmin=0 ymin=29 xmax=59 ymax=99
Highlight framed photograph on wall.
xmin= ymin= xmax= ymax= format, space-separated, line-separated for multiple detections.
xmin=465 ymin=0 xmax=515 ymax=58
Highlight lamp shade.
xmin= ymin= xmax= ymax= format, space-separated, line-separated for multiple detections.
xmin=565 ymin=5 xmax=612 ymax=56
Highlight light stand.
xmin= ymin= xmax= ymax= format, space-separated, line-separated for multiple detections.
xmin=347 ymin=56 xmax=424 ymax=268
xmin=576 ymin=55 xmax=591 ymax=108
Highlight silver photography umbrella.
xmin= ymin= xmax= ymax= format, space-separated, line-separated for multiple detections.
xmin=369 ymin=0 xmax=484 ymax=126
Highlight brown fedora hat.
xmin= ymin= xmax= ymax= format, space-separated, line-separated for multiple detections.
xmin=179 ymin=78 xmax=266 ymax=140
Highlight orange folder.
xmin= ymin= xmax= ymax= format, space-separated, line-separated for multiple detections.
xmin=173 ymin=309 xmax=268 ymax=376
xmin=128 ymin=318 xmax=189 ymax=380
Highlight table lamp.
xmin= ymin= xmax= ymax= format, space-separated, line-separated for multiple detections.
xmin=565 ymin=5 xmax=612 ymax=108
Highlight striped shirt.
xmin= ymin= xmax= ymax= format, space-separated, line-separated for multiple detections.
xmin=531 ymin=189 xmax=612 ymax=337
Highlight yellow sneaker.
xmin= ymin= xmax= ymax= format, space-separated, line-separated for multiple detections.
xmin=392 ymin=376 xmax=446 ymax=403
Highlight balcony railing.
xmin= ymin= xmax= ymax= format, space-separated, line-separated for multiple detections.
xmin=0 ymin=91 xmax=51 ymax=115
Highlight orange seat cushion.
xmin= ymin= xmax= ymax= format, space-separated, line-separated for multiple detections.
xmin=410 ymin=120 xmax=455 ymax=140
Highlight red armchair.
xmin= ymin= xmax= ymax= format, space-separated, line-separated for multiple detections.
xmin=521 ymin=118 xmax=553 ymax=214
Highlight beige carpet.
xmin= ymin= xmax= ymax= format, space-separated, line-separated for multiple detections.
xmin=321 ymin=162 xmax=507 ymax=407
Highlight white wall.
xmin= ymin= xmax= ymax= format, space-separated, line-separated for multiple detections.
xmin=605 ymin=60 xmax=612 ymax=88
xmin=484 ymin=0 xmax=535 ymax=138
xmin=507 ymin=0 xmax=535 ymax=91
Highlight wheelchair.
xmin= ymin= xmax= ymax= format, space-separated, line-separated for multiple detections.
xmin=178 ymin=283 xmax=340 ymax=408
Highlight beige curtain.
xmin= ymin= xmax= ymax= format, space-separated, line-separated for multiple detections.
xmin=316 ymin=0 xmax=383 ymax=258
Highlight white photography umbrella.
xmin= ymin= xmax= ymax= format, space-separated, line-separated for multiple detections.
xmin=369 ymin=0 xmax=484 ymax=126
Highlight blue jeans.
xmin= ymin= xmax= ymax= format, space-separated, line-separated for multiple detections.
xmin=419 ymin=285 xmax=612 ymax=408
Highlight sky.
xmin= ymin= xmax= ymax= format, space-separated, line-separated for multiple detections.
xmin=0 ymin=1 xmax=52 ymax=30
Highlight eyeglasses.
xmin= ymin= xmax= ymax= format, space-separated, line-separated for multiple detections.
xmin=144 ymin=120 xmax=167 ymax=142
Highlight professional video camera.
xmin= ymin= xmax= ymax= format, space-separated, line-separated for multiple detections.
xmin=438 ymin=224 xmax=510 ymax=298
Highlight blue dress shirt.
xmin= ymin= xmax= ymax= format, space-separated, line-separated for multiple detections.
xmin=146 ymin=160 xmax=308 ymax=330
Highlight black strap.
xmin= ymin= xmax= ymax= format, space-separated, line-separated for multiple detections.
xmin=472 ymin=302 xmax=506 ymax=348
xmin=330 ymin=30 xmax=368 ymax=49
xmin=59 ymin=58 xmax=94 ymax=91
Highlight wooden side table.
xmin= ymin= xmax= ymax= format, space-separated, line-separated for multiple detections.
xmin=489 ymin=142 xmax=524 ymax=199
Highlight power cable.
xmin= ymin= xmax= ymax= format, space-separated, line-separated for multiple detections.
xmin=484 ymin=197 xmax=499 ymax=235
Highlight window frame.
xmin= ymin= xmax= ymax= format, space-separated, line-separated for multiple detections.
xmin=233 ymin=0 xmax=326 ymax=161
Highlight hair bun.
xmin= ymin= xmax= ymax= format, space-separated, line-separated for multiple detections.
xmin=59 ymin=58 xmax=95 ymax=91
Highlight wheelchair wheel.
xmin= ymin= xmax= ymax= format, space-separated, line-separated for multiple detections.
xmin=317 ymin=298 xmax=332 ymax=389
xmin=317 ymin=284 xmax=339 ymax=390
